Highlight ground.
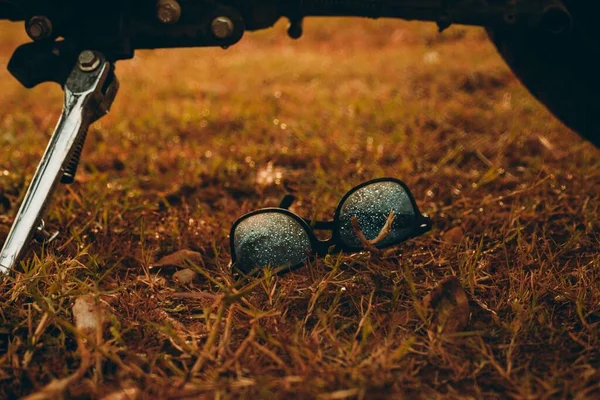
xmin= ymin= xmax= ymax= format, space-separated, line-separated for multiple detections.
xmin=0 ymin=18 xmax=599 ymax=399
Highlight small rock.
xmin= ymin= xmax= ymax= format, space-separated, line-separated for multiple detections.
xmin=72 ymin=295 xmax=105 ymax=339
xmin=173 ymin=269 xmax=199 ymax=285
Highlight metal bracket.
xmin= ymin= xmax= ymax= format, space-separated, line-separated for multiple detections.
xmin=0 ymin=51 xmax=119 ymax=274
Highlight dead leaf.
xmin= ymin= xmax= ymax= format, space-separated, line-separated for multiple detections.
xmin=173 ymin=269 xmax=199 ymax=285
xmin=442 ymin=226 xmax=464 ymax=245
xmin=423 ymin=276 xmax=470 ymax=334
xmin=150 ymin=249 xmax=203 ymax=270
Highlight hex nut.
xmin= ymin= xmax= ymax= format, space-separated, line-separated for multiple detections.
xmin=212 ymin=16 xmax=235 ymax=40
xmin=78 ymin=51 xmax=101 ymax=72
xmin=26 ymin=16 xmax=53 ymax=41
xmin=157 ymin=0 xmax=182 ymax=24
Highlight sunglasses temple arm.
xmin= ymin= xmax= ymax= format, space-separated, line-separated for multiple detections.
xmin=278 ymin=194 xmax=296 ymax=210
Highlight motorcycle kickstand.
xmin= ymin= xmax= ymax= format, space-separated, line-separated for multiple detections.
xmin=0 ymin=51 xmax=119 ymax=274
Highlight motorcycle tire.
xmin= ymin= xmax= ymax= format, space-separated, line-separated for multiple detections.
xmin=487 ymin=23 xmax=600 ymax=148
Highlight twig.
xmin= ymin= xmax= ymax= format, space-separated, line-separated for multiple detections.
xmin=23 ymin=359 xmax=92 ymax=400
xmin=23 ymin=336 xmax=93 ymax=400
xmin=350 ymin=210 xmax=396 ymax=253
xmin=369 ymin=211 xmax=396 ymax=245
xmin=351 ymin=217 xmax=379 ymax=253
xmin=221 ymin=325 xmax=257 ymax=370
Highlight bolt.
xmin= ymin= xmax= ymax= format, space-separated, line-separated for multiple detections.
xmin=78 ymin=50 xmax=100 ymax=72
xmin=541 ymin=4 xmax=572 ymax=34
xmin=34 ymin=220 xmax=59 ymax=244
xmin=157 ymin=0 xmax=181 ymax=24
xmin=212 ymin=16 xmax=234 ymax=40
xmin=26 ymin=16 xmax=53 ymax=41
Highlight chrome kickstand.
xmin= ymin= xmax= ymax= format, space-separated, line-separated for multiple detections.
xmin=0 ymin=51 xmax=119 ymax=274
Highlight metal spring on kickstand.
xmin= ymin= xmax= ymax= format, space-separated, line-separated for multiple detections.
xmin=60 ymin=130 xmax=87 ymax=184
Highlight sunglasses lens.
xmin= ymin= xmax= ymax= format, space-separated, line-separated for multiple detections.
xmin=233 ymin=212 xmax=313 ymax=274
xmin=337 ymin=181 xmax=417 ymax=249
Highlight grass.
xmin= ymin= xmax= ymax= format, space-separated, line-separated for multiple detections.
xmin=0 ymin=18 xmax=599 ymax=399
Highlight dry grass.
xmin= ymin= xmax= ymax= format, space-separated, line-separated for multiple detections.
xmin=0 ymin=18 xmax=599 ymax=399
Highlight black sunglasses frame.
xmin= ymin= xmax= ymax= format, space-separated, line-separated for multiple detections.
xmin=230 ymin=178 xmax=432 ymax=275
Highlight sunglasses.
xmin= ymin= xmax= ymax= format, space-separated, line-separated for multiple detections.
xmin=229 ymin=178 xmax=432 ymax=276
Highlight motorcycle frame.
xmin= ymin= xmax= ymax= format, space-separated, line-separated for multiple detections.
xmin=1 ymin=1 xmax=571 ymax=88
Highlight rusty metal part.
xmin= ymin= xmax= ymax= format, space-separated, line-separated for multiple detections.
xmin=78 ymin=50 xmax=101 ymax=72
xmin=25 ymin=16 xmax=52 ymax=41
xmin=212 ymin=16 xmax=235 ymax=39
xmin=157 ymin=0 xmax=182 ymax=24
xmin=4 ymin=1 xmax=570 ymax=85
